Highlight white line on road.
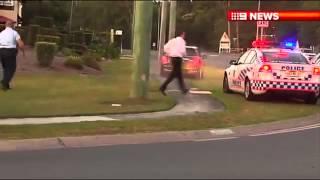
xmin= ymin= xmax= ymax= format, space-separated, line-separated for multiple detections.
xmin=193 ymin=137 xmax=239 ymax=142
xmin=249 ymin=123 xmax=320 ymax=137
xmin=209 ymin=54 xmax=219 ymax=57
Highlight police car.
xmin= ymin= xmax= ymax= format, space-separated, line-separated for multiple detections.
xmin=223 ymin=40 xmax=320 ymax=104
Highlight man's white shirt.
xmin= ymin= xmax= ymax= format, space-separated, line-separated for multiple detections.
xmin=164 ymin=37 xmax=186 ymax=58
xmin=0 ymin=27 xmax=20 ymax=48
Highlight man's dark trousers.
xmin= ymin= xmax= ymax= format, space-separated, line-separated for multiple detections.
xmin=0 ymin=48 xmax=17 ymax=89
xmin=160 ymin=57 xmax=186 ymax=92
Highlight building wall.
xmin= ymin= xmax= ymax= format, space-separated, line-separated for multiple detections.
xmin=0 ymin=0 xmax=19 ymax=22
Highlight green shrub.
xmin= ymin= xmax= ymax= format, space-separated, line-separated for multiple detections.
xmin=64 ymin=56 xmax=84 ymax=70
xmin=33 ymin=16 xmax=54 ymax=28
xmin=57 ymin=33 xmax=68 ymax=48
xmin=39 ymin=27 xmax=58 ymax=36
xmin=67 ymin=43 xmax=88 ymax=55
xmin=82 ymin=53 xmax=101 ymax=70
xmin=107 ymin=43 xmax=121 ymax=59
xmin=37 ymin=35 xmax=61 ymax=48
xmin=35 ymin=42 xmax=57 ymax=67
xmin=84 ymin=32 xmax=93 ymax=46
xmin=61 ymin=48 xmax=75 ymax=56
xmin=27 ymin=24 xmax=40 ymax=46
xmin=72 ymin=31 xmax=85 ymax=44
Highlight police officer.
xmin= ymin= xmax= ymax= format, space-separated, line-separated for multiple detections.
xmin=0 ymin=20 xmax=25 ymax=91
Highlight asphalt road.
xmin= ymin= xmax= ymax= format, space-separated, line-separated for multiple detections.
xmin=0 ymin=127 xmax=319 ymax=179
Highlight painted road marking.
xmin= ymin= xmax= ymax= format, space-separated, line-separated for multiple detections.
xmin=0 ymin=116 xmax=118 ymax=125
xmin=209 ymin=54 xmax=219 ymax=57
xmin=250 ymin=123 xmax=320 ymax=137
xmin=210 ymin=129 xmax=234 ymax=135
xmin=193 ymin=137 xmax=239 ymax=142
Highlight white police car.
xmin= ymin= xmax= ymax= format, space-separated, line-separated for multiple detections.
xmin=223 ymin=40 xmax=320 ymax=104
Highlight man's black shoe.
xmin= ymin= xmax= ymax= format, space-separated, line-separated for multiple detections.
xmin=159 ymin=87 xmax=167 ymax=96
xmin=182 ymin=88 xmax=189 ymax=95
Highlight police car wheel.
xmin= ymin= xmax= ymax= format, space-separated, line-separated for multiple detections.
xmin=223 ymin=74 xmax=231 ymax=93
xmin=304 ymin=93 xmax=318 ymax=105
xmin=244 ymin=79 xmax=255 ymax=101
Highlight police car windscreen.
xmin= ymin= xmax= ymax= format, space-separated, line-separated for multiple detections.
xmin=186 ymin=48 xmax=197 ymax=57
xmin=262 ymin=52 xmax=309 ymax=64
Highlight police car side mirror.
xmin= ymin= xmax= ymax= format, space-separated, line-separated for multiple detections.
xmin=229 ymin=60 xmax=237 ymax=65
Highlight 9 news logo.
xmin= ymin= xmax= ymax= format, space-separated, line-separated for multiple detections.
xmin=228 ymin=10 xmax=320 ymax=21
xmin=229 ymin=11 xmax=279 ymax=21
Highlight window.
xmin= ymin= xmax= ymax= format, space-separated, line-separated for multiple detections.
xmin=244 ymin=51 xmax=256 ymax=64
xmin=186 ymin=48 xmax=198 ymax=57
xmin=0 ymin=0 xmax=14 ymax=10
xmin=237 ymin=51 xmax=250 ymax=64
xmin=262 ymin=52 xmax=309 ymax=64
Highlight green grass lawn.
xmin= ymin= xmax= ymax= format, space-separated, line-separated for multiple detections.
xmin=0 ymin=59 xmax=175 ymax=118
xmin=0 ymin=65 xmax=319 ymax=139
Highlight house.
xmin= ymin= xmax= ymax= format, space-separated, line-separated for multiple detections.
xmin=0 ymin=0 xmax=22 ymax=25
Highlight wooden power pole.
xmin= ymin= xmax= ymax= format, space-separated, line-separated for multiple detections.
xmin=168 ymin=0 xmax=177 ymax=39
xmin=130 ymin=1 xmax=154 ymax=98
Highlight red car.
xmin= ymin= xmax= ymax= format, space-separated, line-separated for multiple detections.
xmin=160 ymin=46 xmax=206 ymax=79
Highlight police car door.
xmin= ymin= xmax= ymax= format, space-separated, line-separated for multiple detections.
xmin=231 ymin=51 xmax=250 ymax=91
xmin=231 ymin=51 xmax=249 ymax=91
xmin=239 ymin=50 xmax=256 ymax=90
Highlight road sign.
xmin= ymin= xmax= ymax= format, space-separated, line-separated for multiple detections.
xmin=115 ymin=30 xmax=123 ymax=35
xmin=257 ymin=21 xmax=269 ymax=28
xmin=219 ymin=32 xmax=231 ymax=54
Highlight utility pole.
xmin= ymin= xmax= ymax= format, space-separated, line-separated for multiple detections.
xmin=69 ymin=0 xmax=74 ymax=32
xmin=131 ymin=1 xmax=136 ymax=52
xmin=157 ymin=2 xmax=161 ymax=49
xmin=256 ymin=0 xmax=261 ymax=40
xmin=157 ymin=1 xmax=169 ymax=63
xmin=236 ymin=21 xmax=239 ymax=50
xmin=168 ymin=0 xmax=177 ymax=39
xmin=130 ymin=1 xmax=154 ymax=98
xmin=227 ymin=0 xmax=231 ymax=40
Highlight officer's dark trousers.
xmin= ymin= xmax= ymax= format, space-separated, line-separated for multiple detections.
xmin=160 ymin=57 xmax=186 ymax=92
xmin=0 ymin=48 xmax=17 ymax=89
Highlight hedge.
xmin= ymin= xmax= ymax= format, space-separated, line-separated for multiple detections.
xmin=39 ymin=27 xmax=58 ymax=36
xmin=84 ymin=32 xmax=93 ymax=46
xmin=35 ymin=42 xmax=57 ymax=67
xmin=82 ymin=53 xmax=101 ymax=70
xmin=27 ymin=24 xmax=40 ymax=46
xmin=67 ymin=43 xmax=88 ymax=55
xmin=33 ymin=16 xmax=54 ymax=28
xmin=72 ymin=31 xmax=85 ymax=44
xmin=64 ymin=56 xmax=83 ymax=70
xmin=57 ymin=33 xmax=68 ymax=49
xmin=36 ymin=35 xmax=61 ymax=48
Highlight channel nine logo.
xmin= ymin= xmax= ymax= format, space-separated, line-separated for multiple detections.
xmin=227 ymin=10 xmax=320 ymax=21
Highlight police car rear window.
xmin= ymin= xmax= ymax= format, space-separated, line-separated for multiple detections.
xmin=186 ymin=48 xmax=198 ymax=57
xmin=262 ymin=52 xmax=309 ymax=64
